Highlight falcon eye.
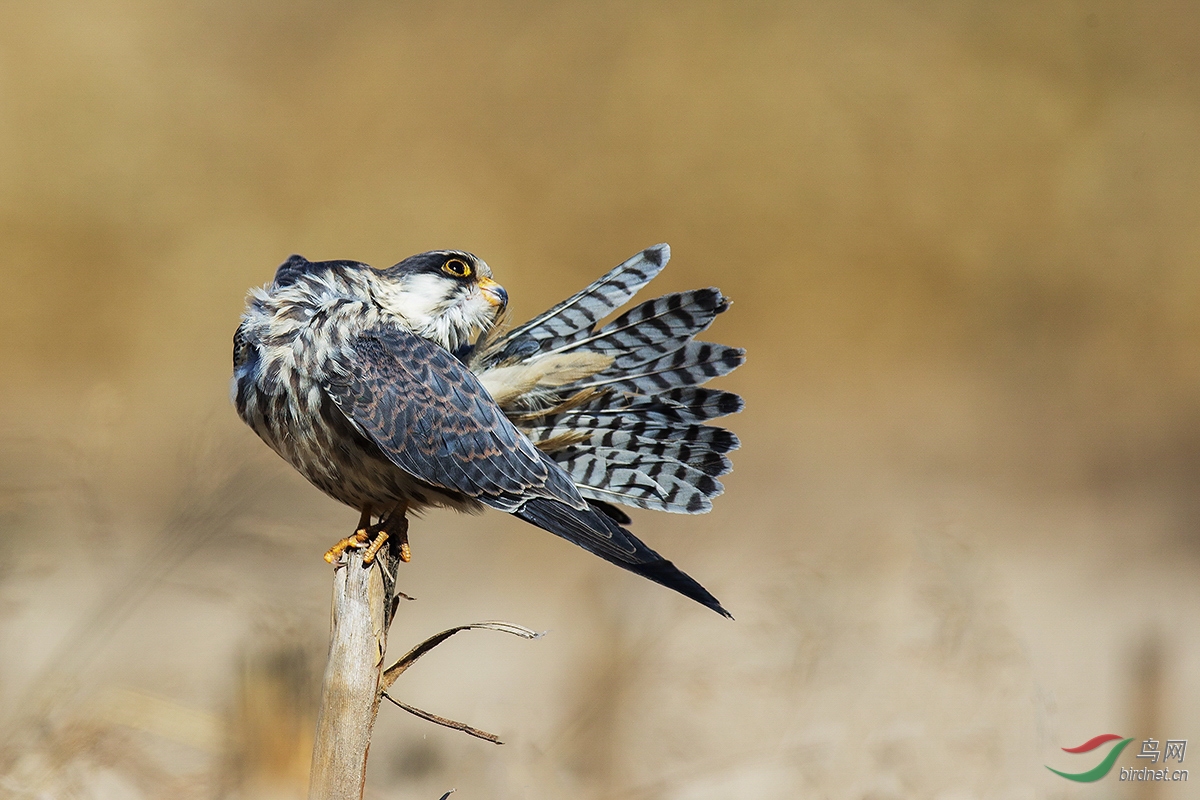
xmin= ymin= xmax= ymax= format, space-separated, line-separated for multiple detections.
xmin=441 ymin=258 xmax=472 ymax=278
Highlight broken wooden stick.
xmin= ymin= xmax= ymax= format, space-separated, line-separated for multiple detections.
xmin=307 ymin=539 xmax=541 ymax=798
xmin=308 ymin=546 xmax=398 ymax=800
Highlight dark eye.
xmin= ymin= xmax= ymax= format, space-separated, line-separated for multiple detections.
xmin=441 ymin=258 xmax=472 ymax=278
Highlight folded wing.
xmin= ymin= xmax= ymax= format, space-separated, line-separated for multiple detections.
xmin=324 ymin=326 xmax=584 ymax=511
xmin=325 ymin=324 xmax=729 ymax=615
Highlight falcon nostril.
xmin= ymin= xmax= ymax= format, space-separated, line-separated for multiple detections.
xmin=480 ymin=279 xmax=507 ymax=308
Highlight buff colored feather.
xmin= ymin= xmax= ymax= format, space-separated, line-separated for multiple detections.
xmin=479 ymin=352 xmax=614 ymax=407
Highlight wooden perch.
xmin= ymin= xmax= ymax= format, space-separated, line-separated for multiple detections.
xmin=307 ymin=536 xmax=541 ymax=798
xmin=308 ymin=545 xmax=399 ymax=800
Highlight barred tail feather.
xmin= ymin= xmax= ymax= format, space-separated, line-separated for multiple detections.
xmin=543 ymin=288 xmax=730 ymax=363
xmin=571 ymin=341 xmax=745 ymax=393
xmin=532 ymin=424 xmax=738 ymax=476
xmin=543 ymin=388 xmax=744 ymax=426
xmin=562 ymin=448 xmax=725 ymax=513
xmin=654 ymin=387 xmax=745 ymax=420
xmin=476 ymin=245 xmax=744 ymax=518
xmin=476 ymin=245 xmax=670 ymax=368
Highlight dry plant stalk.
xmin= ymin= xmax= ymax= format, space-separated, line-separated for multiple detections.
xmin=308 ymin=540 xmax=540 ymax=798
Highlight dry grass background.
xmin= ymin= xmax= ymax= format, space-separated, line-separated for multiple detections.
xmin=1 ymin=1 xmax=1198 ymax=798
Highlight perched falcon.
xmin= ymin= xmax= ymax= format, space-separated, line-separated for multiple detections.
xmin=232 ymin=245 xmax=743 ymax=616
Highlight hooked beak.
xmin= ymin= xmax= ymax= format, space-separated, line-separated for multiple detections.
xmin=478 ymin=276 xmax=508 ymax=309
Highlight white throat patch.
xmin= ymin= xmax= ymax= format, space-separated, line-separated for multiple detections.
xmin=373 ymin=272 xmax=498 ymax=352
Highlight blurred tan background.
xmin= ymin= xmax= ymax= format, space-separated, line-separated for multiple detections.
xmin=1 ymin=1 xmax=1198 ymax=798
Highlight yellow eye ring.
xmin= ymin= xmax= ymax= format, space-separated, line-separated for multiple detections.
xmin=442 ymin=258 xmax=472 ymax=278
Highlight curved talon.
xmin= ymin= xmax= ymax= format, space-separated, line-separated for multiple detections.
xmin=323 ymin=528 xmax=370 ymax=563
xmin=323 ymin=532 xmax=360 ymax=563
xmin=324 ymin=502 xmax=409 ymax=565
xmin=386 ymin=500 xmax=411 ymax=563
xmin=362 ymin=531 xmax=389 ymax=565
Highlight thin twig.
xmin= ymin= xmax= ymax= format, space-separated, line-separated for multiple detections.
xmin=380 ymin=621 xmax=542 ymax=692
xmin=309 ymin=543 xmax=540 ymax=795
xmin=381 ymin=693 xmax=504 ymax=745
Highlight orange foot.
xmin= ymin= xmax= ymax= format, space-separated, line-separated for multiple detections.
xmin=323 ymin=504 xmax=410 ymax=566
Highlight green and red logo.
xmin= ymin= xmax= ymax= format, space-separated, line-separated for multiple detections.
xmin=1046 ymin=734 xmax=1135 ymax=782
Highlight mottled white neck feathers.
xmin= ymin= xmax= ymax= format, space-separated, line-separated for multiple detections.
xmin=370 ymin=272 xmax=499 ymax=352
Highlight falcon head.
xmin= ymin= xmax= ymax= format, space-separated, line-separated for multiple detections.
xmin=377 ymin=250 xmax=508 ymax=352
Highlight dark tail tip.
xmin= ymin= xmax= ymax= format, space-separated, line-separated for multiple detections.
xmin=514 ymin=497 xmax=730 ymax=617
xmin=642 ymin=243 xmax=670 ymax=267
xmin=628 ymin=559 xmax=733 ymax=619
